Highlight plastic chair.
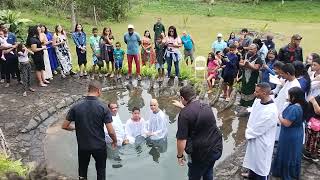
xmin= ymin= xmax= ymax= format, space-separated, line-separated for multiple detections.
xmin=194 ymin=56 xmax=207 ymax=80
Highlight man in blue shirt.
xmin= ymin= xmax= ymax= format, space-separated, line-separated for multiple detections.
xmin=212 ymin=33 xmax=227 ymax=53
xmin=0 ymin=24 xmax=20 ymax=85
xmin=181 ymin=31 xmax=194 ymax=65
xmin=124 ymin=24 xmax=142 ymax=80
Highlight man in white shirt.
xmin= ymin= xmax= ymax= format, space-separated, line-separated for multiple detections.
xmin=146 ymin=99 xmax=168 ymax=141
xmin=212 ymin=33 xmax=227 ymax=53
xmin=273 ymin=63 xmax=301 ymax=140
xmin=105 ymin=102 xmax=127 ymax=146
xmin=242 ymin=82 xmax=278 ymax=179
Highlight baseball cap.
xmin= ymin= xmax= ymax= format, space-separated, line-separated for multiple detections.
xmin=292 ymin=34 xmax=302 ymax=40
xmin=217 ymin=33 xmax=223 ymax=38
xmin=128 ymin=24 xmax=134 ymax=29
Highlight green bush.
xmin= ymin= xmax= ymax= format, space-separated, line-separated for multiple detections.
xmin=0 ymin=154 xmax=29 ymax=178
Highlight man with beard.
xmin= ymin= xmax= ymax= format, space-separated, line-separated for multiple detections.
xmin=239 ymin=44 xmax=263 ymax=107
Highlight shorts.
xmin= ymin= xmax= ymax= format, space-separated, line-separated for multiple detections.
xmin=115 ymin=59 xmax=123 ymax=69
xmin=106 ymin=50 xmax=114 ymax=62
xmin=33 ymin=55 xmax=45 ymax=71
xmin=92 ymin=55 xmax=98 ymax=65
xmin=156 ymin=63 xmax=164 ymax=69
xmin=76 ymin=47 xmax=87 ymax=66
xmin=222 ymin=74 xmax=235 ymax=86
xmin=184 ymin=49 xmax=194 ymax=61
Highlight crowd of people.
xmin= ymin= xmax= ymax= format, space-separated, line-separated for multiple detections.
xmin=1 ymin=16 xmax=320 ymax=180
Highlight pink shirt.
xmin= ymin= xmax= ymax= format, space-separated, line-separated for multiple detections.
xmin=163 ymin=36 xmax=182 ymax=52
xmin=207 ymin=60 xmax=218 ymax=76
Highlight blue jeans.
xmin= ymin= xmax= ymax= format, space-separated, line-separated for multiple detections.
xmin=166 ymin=53 xmax=179 ymax=77
xmin=187 ymin=151 xmax=221 ymax=180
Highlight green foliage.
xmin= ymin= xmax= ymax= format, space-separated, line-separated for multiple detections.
xmin=0 ymin=154 xmax=29 ymax=177
xmin=141 ymin=65 xmax=157 ymax=78
xmin=76 ymin=0 xmax=130 ymax=22
xmin=0 ymin=10 xmax=32 ymax=41
xmin=142 ymin=0 xmax=320 ymax=23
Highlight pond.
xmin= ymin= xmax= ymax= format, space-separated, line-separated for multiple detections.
xmin=44 ymin=80 xmax=247 ymax=180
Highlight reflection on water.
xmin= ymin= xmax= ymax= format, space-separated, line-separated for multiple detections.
xmin=44 ymin=82 xmax=247 ymax=180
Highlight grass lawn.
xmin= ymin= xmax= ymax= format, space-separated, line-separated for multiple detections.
xmin=15 ymin=2 xmax=320 ymax=80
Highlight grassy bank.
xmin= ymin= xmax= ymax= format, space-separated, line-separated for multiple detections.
xmin=140 ymin=0 xmax=320 ymax=23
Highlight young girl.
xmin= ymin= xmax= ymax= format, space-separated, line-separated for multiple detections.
xmin=17 ymin=43 xmax=35 ymax=96
xmin=207 ymin=52 xmax=219 ymax=93
xmin=261 ymin=49 xmax=278 ymax=89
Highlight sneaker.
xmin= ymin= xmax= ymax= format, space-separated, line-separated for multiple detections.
xmin=91 ymin=75 xmax=95 ymax=80
xmin=137 ymin=75 xmax=141 ymax=81
xmin=43 ymin=80 xmax=50 ymax=84
xmin=225 ymin=97 xmax=230 ymax=102
xmin=53 ymin=70 xmax=58 ymax=75
xmin=110 ymin=73 xmax=114 ymax=78
xmin=126 ymin=75 xmax=130 ymax=80
xmin=118 ymin=74 xmax=122 ymax=79
xmin=5 ymin=83 xmax=9 ymax=88
xmin=29 ymin=88 xmax=35 ymax=92
xmin=19 ymin=80 xmax=23 ymax=84
xmin=106 ymin=73 xmax=110 ymax=77
xmin=0 ymin=79 xmax=4 ymax=83
xmin=22 ymin=91 xmax=27 ymax=97
xmin=70 ymin=71 xmax=76 ymax=76
xmin=40 ymin=83 xmax=48 ymax=87
xmin=61 ymin=74 xmax=66 ymax=79
xmin=303 ymin=151 xmax=319 ymax=162
xmin=99 ymin=73 xmax=103 ymax=78
xmin=84 ymin=71 xmax=88 ymax=76
xmin=79 ymin=72 xmax=83 ymax=77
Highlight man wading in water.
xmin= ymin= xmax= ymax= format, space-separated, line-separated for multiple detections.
xmin=173 ymin=85 xmax=223 ymax=180
xmin=62 ymin=80 xmax=117 ymax=180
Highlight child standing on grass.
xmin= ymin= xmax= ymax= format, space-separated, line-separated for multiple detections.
xmin=89 ymin=27 xmax=103 ymax=79
xmin=155 ymin=35 xmax=165 ymax=81
xmin=113 ymin=42 xmax=125 ymax=79
xmin=207 ymin=52 xmax=219 ymax=93
xmin=17 ymin=43 xmax=35 ymax=97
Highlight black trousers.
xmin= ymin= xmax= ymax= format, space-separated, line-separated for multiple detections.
xmin=78 ymin=149 xmax=107 ymax=180
xmin=4 ymin=53 xmax=20 ymax=83
xmin=0 ymin=59 xmax=5 ymax=80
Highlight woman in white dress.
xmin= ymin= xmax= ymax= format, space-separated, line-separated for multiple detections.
xmin=39 ymin=25 xmax=53 ymax=80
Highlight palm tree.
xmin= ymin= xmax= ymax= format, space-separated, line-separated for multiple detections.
xmin=0 ymin=10 xmax=32 ymax=41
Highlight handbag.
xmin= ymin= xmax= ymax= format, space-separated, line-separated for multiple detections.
xmin=308 ymin=117 xmax=320 ymax=132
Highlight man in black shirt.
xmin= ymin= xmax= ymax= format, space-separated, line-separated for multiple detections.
xmin=62 ymin=80 xmax=117 ymax=180
xmin=278 ymin=34 xmax=303 ymax=63
xmin=174 ymin=85 xmax=223 ymax=180
xmin=263 ymin=35 xmax=275 ymax=50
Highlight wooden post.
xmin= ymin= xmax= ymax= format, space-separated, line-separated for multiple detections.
xmin=93 ymin=6 xmax=98 ymax=26
xmin=71 ymin=1 xmax=76 ymax=31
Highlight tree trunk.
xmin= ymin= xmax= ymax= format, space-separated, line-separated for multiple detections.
xmin=71 ymin=1 xmax=76 ymax=32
